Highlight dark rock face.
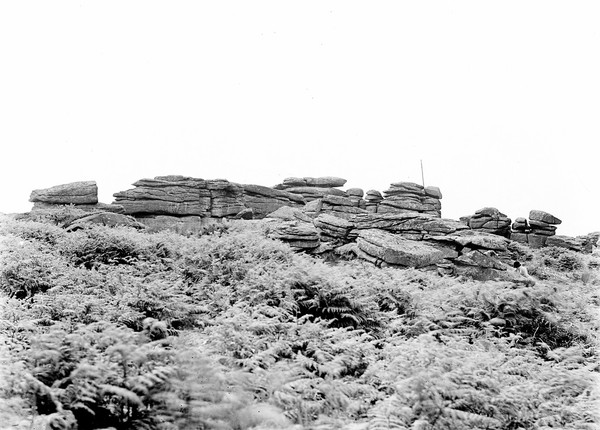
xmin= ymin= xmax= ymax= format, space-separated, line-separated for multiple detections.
xmin=545 ymin=235 xmax=585 ymax=252
xmin=30 ymin=181 xmax=99 ymax=205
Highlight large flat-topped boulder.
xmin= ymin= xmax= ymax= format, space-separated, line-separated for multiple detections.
xmin=30 ymin=181 xmax=98 ymax=205
xmin=529 ymin=210 xmax=562 ymax=225
xmin=282 ymin=187 xmax=348 ymax=201
xmin=277 ymin=176 xmax=347 ymax=188
xmin=356 ymin=229 xmax=446 ymax=268
xmin=428 ymin=230 xmax=510 ymax=252
xmin=350 ymin=212 xmax=466 ymax=238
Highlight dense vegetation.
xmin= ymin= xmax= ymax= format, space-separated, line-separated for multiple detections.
xmin=1 ymin=211 xmax=599 ymax=430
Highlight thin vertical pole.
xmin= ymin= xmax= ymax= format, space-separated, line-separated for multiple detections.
xmin=420 ymin=159 xmax=425 ymax=189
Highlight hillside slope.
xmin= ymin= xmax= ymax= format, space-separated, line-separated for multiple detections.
xmin=0 ymin=213 xmax=599 ymax=430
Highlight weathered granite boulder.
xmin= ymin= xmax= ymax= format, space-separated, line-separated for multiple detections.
xmin=242 ymin=184 xmax=305 ymax=218
xmin=378 ymin=182 xmax=442 ymax=217
xmin=313 ymin=213 xmax=356 ymax=242
xmin=113 ymin=176 xmax=211 ymax=216
xmin=527 ymin=234 xmax=548 ymax=248
xmin=454 ymin=248 xmax=506 ymax=270
xmin=364 ymin=190 xmax=383 ymax=213
xmin=266 ymin=206 xmax=313 ymax=223
xmin=65 ymin=212 xmax=146 ymax=232
xmin=283 ymin=187 xmax=348 ymax=201
xmin=528 ymin=219 xmax=557 ymax=236
xmin=510 ymin=232 xmax=529 ymax=244
xmin=320 ymin=195 xmax=368 ymax=220
xmin=207 ymin=180 xmax=246 ymax=217
xmin=351 ymin=212 xmax=468 ymax=239
xmin=346 ymin=188 xmax=364 ymax=198
xmin=545 ymin=235 xmax=585 ymax=252
xmin=512 ymin=217 xmax=529 ymax=232
xmin=428 ymin=230 xmax=510 ymax=252
xmin=276 ymin=176 xmax=347 ymax=189
xmin=356 ymin=229 xmax=446 ymax=268
xmin=463 ymin=207 xmax=511 ymax=237
xmin=529 ymin=210 xmax=562 ymax=225
xmin=30 ymin=181 xmax=98 ymax=205
xmin=268 ymin=221 xmax=320 ymax=250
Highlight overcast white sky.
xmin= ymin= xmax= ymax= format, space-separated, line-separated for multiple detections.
xmin=1 ymin=1 xmax=598 ymax=236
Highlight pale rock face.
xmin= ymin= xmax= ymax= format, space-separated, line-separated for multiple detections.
xmin=65 ymin=212 xmax=146 ymax=231
xmin=356 ymin=229 xmax=446 ymax=268
xmin=529 ymin=210 xmax=562 ymax=225
xmin=30 ymin=181 xmax=98 ymax=205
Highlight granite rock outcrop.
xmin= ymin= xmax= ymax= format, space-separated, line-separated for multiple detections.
xmin=26 ymin=175 xmax=595 ymax=281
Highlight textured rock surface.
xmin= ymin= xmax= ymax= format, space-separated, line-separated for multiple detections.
xmin=351 ymin=212 xmax=467 ymax=239
xmin=529 ymin=210 xmax=562 ymax=225
xmin=243 ymin=184 xmax=305 ymax=218
xmin=268 ymin=221 xmax=320 ymax=249
xmin=313 ymin=213 xmax=355 ymax=242
xmin=379 ymin=182 xmax=442 ymax=217
xmin=320 ymin=195 xmax=368 ymax=220
xmin=545 ymin=235 xmax=585 ymax=252
xmin=66 ymin=212 xmax=146 ymax=231
xmin=30 ymin=181 xmax=98 ymax=205
xmin=464 ymin=207 xmax=511 ymax=237
xmin=114 ymin=176 xmax=211 ymax=216
xmin=356 ymin=229 xmax=446 ymax=268
xmin=266 ymin=206 xmax=312 ymax=223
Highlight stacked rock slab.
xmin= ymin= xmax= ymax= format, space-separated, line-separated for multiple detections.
xmin=378 ymin=182 xmax=442 ymax=218
xmin=346 ymin=188 xmax=366 ymax=210
xmin=364 ymin=190 xmax=383 ymax=213
xmin=320 ymin=195 xmax=368 ymax=220
xmin=29 ymin=181 xmax=125 ymax=214
xmin=461 ymin=208 xmax=511 ymax=238
xmin=350 ymin=212 xmax=468 ymax=241
xmin=356 ymin=229 xmax=447 ymax=268
xmin=273 ymin=177 xmax=348 ymax=201
xmin=510 ymin=210 xmax=562 ymax=248
xmin=313 ymin=213 xmax=356 ymax=243
xmin=268 ymin=221 xmax=320 ymax=250
xmin=242 ymin=184 xmax=305 ymax=218
xmin=112 ymin=176 xmax=307 ymax=232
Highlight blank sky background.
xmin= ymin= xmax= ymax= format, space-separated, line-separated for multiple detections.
xmin=1 ymin=1 xmax=598 ymax=236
